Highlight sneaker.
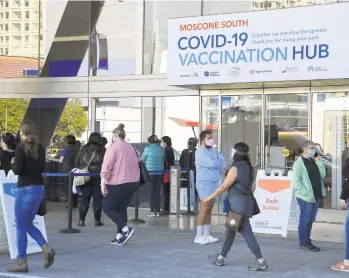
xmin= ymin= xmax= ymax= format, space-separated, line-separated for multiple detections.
xmin=248 ymin=260 xmax=268 ymax=271
xmin=155 ymin=212 xmax=160 ymax=217
xmin=194 ymin=236 xmax=210 ymax=245
xmin=147 ymin=212 xmax=156 ymax=217
xmin=110 ymin=237 xmax=122 ymax=245
xmin=208 ymin=253 xmax=224 ymax=266
xmin=331 ymin=261 xmax=349 ymax=272
xmin=299 ymin=243 xmax=320 ymax=252
xmin=206 ymin=235 xmax=219 ymax=243
xmin=118 ymin=228 xmax=135 ymax=246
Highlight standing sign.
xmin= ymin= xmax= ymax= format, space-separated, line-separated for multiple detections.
xmin=167 ymin=3 xmax=349 ymax=85
xmin=0 ymin=179 xmax=48 ymax=259
xmin=250 ymin=170 xmax=293 ymax=238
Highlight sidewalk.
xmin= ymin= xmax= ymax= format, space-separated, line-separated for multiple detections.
xmin=0 ymin=207 xmax=347 ymax=278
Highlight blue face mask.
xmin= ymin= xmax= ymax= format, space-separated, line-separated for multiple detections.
xmin=308 ymin=149 xmax=316 ymax=157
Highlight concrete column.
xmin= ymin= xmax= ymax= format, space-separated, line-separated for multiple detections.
xmin=141 ymin=98 xmax=154 ymax=142
xmin=88 ymin=98 xmax=97 ymax=135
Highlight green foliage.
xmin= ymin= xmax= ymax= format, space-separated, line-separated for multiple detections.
xmin=0 ymin=99 xmax=87 ymax=146
xmin=0 ymin=99 xmax=30 ymax=134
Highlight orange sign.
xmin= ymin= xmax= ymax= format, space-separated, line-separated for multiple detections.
xmin=258 ymin=179 xmax=291 ymax=193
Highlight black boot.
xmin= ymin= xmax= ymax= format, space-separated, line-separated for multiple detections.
xmin=94 ymin=208 xmax=104 ymax=227
xmin=78 ymin=205 xmax=88 ymax=227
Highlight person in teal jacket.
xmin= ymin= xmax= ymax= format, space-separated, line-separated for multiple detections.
xmin=293 ymin=140 xmax=326 ymax=252
xmin=142 ymin=135 xmax=164 ymax=217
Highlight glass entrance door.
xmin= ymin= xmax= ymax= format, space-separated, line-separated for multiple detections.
xmin=264 ymin=93 xmax=309 ymax=175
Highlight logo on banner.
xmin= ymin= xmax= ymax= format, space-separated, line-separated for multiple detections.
xmin=250 ymin=69 xmax=272 ymax=75
xmin=204 ymin=71 xmax=220 ymax=77
xmin=180 ymin=72 xmax=198 ymax=78
xmin=281 ymin=67 xmax=298 ymax=73
xmin=228 ymin=67 xmax=241 ymax=76
xmin=308 ymin=66 xmax=328 ymax=72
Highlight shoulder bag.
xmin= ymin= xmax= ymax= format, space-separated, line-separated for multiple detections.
xmin=37 ymin=197 xmax=46 ymax=216
xmin=73 ymin=151 xmax=96 ymax=187
xmin=163 ymin=153 xmax=170 ymax=183
xmin=133 ymin=147 xmax=151 ymax=186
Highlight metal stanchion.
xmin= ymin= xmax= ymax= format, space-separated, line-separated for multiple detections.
xmin=129 ymin=187 xmax=145 ymax=224
xmin=60 ymin=171 xmax=80 ymax=234
xmin=170 ymin=166 xmax=181 ymax=217
xmin=181 ymin=170 xmax=196 ymax=215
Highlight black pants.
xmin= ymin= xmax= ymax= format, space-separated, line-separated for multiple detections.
xmin=103 ymin=182 xmax=139 ymax=233
xmin=79 ymin=177 xmax=103 ymax=212
xmin=149 ymin=175 xmax=162 ymax=213
xmin=163 ymin=182 xmax=170 ymax=211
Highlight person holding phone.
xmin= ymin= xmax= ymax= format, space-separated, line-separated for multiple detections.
xmin=293 ymin=140 xmax=326 ymax=252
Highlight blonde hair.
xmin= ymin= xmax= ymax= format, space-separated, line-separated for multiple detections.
xmin=112 ymin=123 xmax=126 ymax=140
xmin=20 ymin=120 xmax=39 ymax=159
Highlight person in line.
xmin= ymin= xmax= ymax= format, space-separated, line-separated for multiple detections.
xmin=75 ymin=132 xmax=105 ymax=227
xmin=102 ymin=137 xmax=108 ymax=149
xmin=60 ymin=135 xmax=79 ymax=209
xmin=8 ymin=121 xmax=55 ymax=273
xmin=204 ymin=142 xmax=268 ymax=271
xmin=101 ymin=124 xmax=139 ymax=245
xmin=0 ymin=133 xmax=16 ymax=176
xmin=161 ymin=136 xmax=175 ymax=214
xmin=293 ymin=140 xmax=326 ymax=252
xmin=142 ymin=135 xmax=164 ymax=217
xmin=331 ymin=158 xmax=349 ymax=272
xmin=194 ymin=130 xmax=225 ymax=245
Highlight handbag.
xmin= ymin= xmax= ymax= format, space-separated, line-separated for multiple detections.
xmin=225 ymin=209 xmax=243 ymax=231
xmin=133 ymin=147 xmax=151 ymax=186
xmin=73 ymin=152 xmax=96 ymax=187
xmin=37 ymin=197 xmax=46 ymax=216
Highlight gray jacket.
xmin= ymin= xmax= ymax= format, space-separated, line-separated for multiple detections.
xmin=227 ymin=161 xmax=255 ymax=218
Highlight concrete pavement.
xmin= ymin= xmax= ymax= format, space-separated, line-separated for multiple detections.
xmin=0 ymin=214 xmax=347 ymax=278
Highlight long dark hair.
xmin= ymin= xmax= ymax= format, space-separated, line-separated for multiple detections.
xmin=233 ymin=142 xmax=254 ymax=181
xmin=20 ymin=120 xmax=39 ymax=159
xmin=82 ymin=132 xmax=103 ymax=164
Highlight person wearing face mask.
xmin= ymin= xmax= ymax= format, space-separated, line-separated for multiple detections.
xmin=293 ymin=140 xmax=326 ymax=252
xmin=194 ymin=130 xmax=226 ymax=245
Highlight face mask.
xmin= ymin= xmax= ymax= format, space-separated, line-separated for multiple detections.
xmin=308 ymin=149 xmax=316 ymax=157
xmin=161 ymin=142 xmax=166 ymax=148
xmin=205 ymin=139 xmax=215 ymax=147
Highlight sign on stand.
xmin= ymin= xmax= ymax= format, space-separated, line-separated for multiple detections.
xmin=0 ymin=178 xmax=48 ymax=259
xmin=250 ymin=170 xmax=293 ymax=238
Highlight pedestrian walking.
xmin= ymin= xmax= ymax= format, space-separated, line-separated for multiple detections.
xmin=142 ymin=135 xmax=164 ymax=217
xmin=75 ymin=132 xmax=105 ymax=227
xmin=204 ymin=142 xmax=268 ymax=271
xmin=293 ymin=140 xmax=326 ymax=252
xmin=194 ymin=130 xmax=225 ymax=245
xmin=101 ymin=124 xmax=140 ymax=245
xmin=0 ymin=133 xmax=16 ymax=176
xmin=8 ymin=120 xmax=55 ymax=273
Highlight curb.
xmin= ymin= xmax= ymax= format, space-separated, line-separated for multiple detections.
xmin=0 ymin=273 xmax=46 ymax=278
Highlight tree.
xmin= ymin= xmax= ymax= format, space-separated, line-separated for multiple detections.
xmin=0 ymin=98 xmax=87 ymax=146
xmin=0 ymin=99 xmax=30 ymax=134
xmin=53 ymin=99 xmax=88 ymax=146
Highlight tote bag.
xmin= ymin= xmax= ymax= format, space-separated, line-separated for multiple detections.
xmin=133 ymin=147 xmax=150 ymax=186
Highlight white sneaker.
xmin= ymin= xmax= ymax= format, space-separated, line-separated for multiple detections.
xmin=206 ymin=235 xmax=219 ymax=243
xmin=194 ymin=236 xmax=210 ymax=245
xmin=147 ymin=212 xmax=156 ymax=217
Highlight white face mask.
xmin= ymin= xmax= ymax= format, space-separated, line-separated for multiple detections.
xmin=161 ymin=142 xmax=166 ymax=148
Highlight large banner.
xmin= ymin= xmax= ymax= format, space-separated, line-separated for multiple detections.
xmin=167 ymin=3 xmax=349 ymax=85
xmin=0 ymin=180 xmax=47 ymax=259
xmin=250 ymin=170 xmax=293 ymax=238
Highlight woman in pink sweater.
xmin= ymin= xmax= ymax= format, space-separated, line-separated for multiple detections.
xmin=101 ymin=124 xmax=140 ymax=246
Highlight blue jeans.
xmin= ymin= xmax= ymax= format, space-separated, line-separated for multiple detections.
xmin=345 ymin=200 xmax=349 ymax=260
xmin=15 ymin=186 xmax=47 ymax=258
xmin=297 ymin=197 xmax=320 ymax=245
